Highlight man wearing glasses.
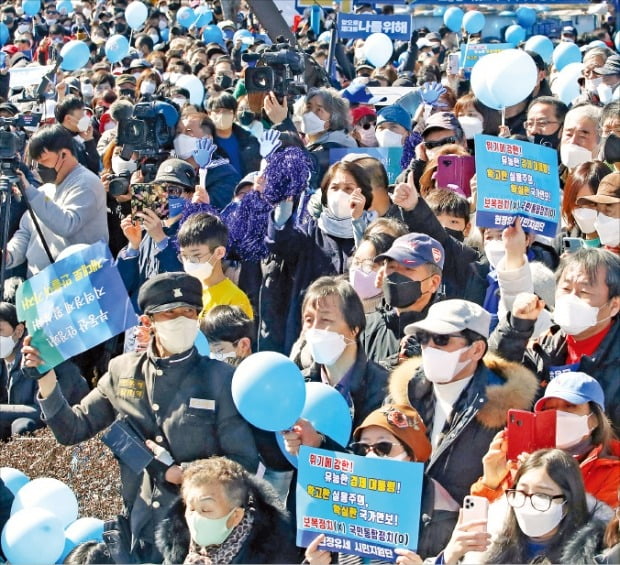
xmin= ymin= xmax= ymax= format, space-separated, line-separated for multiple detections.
xmin=389 ymin=299 xmax=538 ymax=504
xmin=523 ymin=96 xmax=568 ymax=150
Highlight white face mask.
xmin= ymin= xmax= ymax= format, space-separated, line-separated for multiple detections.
xmin=594 ymin=213 xmax=620 ymax=247
xmin=153 ymin=317 xmax=198 ymax=354
xmin=585 ymin=77 xmax=603 ymax=92
xmin=172 ymin=97 xmax=188 ymax=108
xmin=77 ymin=115 xmax=91 ymax=133
xmin=111 ymin=155 xmax=138 ymax=175
xmin=458 ymin=116 xmax=484 ymax=140
xmin=81 ymin=83 xmax=94 ymax=97
xmin=0 ymin=335 xmax=16 ymax=359
xmin=211 ymin=113 xmax=234 ymax=131
xmin=174 ymin=134 xmax=197 ymax=159
xmin=513 ymin=496 xmax=565 ymax=538
xmin=553 ymin=293 xmax=600 ymax=335
xmin=376 ymin=129 xmax=404 ymax=148
xmin=555 ymin=410 xmax=591 ymax=449
xmin=357 ymin=126 xmax=377 ymax=147
xmin=301 ymin=111 xmax=326 ymax=136
xmin=484 ymin=239 xmax=505 ymax=269
xmin=572 ymin=207 xmax=598 ymax=234
xmin=422 ymin=345 xmax=471 ymax=384
xmin=597 ymin=83 xmax=614 ymax=105
xmin=365 ymin=450 xmax=408 ymax=461
xmin=140 ymin=80 xmax=157 ymax=95
xmin=305 ymin=328 xmax=348 ymax=366
xmin=560 ymin=143 xmax=593 ymax=169
xmin=183 ymin=258 xmax=214 ymax=283
xmin=327 ymin=189 xmax=352 ymax=219
xmin=159 ymin=19 xmax=168 ymax=29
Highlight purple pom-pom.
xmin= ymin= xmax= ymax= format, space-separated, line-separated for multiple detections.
xmin=263 ymin=146 xmax=313 ymax=205
xmin=400 ymin=131 xmax=423 ymax=170
xmin=225 ymin=191 xmax=272 ymax=261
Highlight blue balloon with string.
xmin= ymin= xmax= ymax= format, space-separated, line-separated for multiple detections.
xmin=59 ymin=40 xmax=90 ymax=71
xmin=202 ymin=25 xmax=223 ymax=45
xmin=443 ymin=6 xmax=463 ymax=33
xmin=176 ymin=6 xmax=195 ymax=29
xmin=524 ymin=35 xmax=554 ymax=64
xmin=23 ymin=0 xmax=41 ymax=17
xmin=193 ymin=7 xmax=213 ymax=29
xmin=105 ymin=34 xmax=129 ymax=64
xmin=463 ymin=11 xmax=485 ymax=34
xmin=516 ymin=6 xmax=537 ymax=27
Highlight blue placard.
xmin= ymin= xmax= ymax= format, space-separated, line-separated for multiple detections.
xmin=16 ymin=242 xmax=137 ymax=373
xmin=337 ymin=13 xmax=411 ymax=40
xmin=459 ymin=43 xmax=512 ymax=71
xmin=329 ymin=147 xmax=404 ymax=185
xmin=474 ymin=135 xmax=561 ymax=238
xmin=296 ymin=446 xmax=424 ymax=560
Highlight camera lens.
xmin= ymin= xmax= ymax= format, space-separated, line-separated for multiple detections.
xmin=109 ymin=176 xmax=129 ymax=197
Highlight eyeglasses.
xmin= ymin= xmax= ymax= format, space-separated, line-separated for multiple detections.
xmin=350 ymin=258 xmax=375 ymax=274
xmin=523 ymin=120 xmax=559 ymax=130
xmin=424 ymin=136 xmax=457 ymax=150
xmin=349 ymin=441 xmax=402 ymax=457
xmin=506 ymin=489 xmax=565 ymax=512
xmin=413 ymin=330 xmax=467 ymax=347
xmin=177 ymin=252 xmax=212 ymax=264
xmin=163 ymin=184 xmax=184 ymax=197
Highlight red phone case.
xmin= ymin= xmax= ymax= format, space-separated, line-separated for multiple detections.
xmin=506 ymin=409 xmax=556 ymax=460
xmin=435 ymin=155 xmax=476 ymax=198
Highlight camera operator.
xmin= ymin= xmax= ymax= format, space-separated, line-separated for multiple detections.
xmin=55 ymin=95 xmax=101 ymax=174
xmin=3 ymin=124 xmax=107 ymax=276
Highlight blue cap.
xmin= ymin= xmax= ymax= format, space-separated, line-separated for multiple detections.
xmin=536 ymin=372 xmax=605 ymax=411
xmin=340 ymin=82 xmax=374 ymax=105
xmin=376 ymin=104 xmax=412 ymax=131
xmin=374 ymin=233 xmax=445 ymax=270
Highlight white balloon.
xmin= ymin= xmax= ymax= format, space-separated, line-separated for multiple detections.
xmin=470 ymin=52 xmax=503 ymax=109
xmin=11 ymin=478 xmax=78 ymax=528
xmin=485 ymin=49 xmax=538 ymax=109
xmin=125 ymin=1 xmax=148 ymax=30
xmin=551 ymin=62 xmax=583 ymax=105
xmin=177 ymin=75 xmax=205 ymax=106
xmin=363 ymin=33 xmax=393 ymax=68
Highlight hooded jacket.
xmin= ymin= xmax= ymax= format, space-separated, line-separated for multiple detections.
xmin=389 ymin=352 xmax=539 ymax=504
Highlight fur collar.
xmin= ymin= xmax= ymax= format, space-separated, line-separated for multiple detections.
xmin=560 ymin=519 xmax=607 ymax=563
xmin=389 ymin=352 xmax=539 ymax=429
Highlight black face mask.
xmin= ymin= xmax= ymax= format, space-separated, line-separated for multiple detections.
xmin=445 ymin=227 xmax=465 ymax=242
xmin=215 ymin=74 xmax=233 ymax=89
xmin=602 ymin=133 xmax=620 ymax=164
xmin=382 ymin=272 xmax=423 ymax=309
xmin=38 ymin=165 xmax=57 ymax=184
xmin=531 ymin=132 xmax=560 ymax=149
xmin=192 ymin=62 xmax=205 ymax=75
xmin=114 ymin=23 xmax=128 ymax=34
xmin=237 ymin=110 xmax=255 ymax=126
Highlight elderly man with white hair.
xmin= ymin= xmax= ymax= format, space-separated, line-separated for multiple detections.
xmin=560 ymin=103 xmax=602 ymax=169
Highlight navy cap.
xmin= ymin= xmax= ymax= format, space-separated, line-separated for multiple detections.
xmin=374 ymin=233 xmax=445 ymax=270
xmin=535 ymin=372 xmax=605 ymax=411
xmin=138 ymin=273 xmax=203 ymax=314
xmin=376 ymin=104 xmax=412 ymax=131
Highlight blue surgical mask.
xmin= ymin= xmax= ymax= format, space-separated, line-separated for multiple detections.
xmin=168 ymin=197 xmax=186 ymax=217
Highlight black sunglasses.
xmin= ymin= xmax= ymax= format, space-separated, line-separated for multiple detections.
xmin=424 ymin=136 xmax=457 ymax=150
xmin=359 ymin=120 xmax=376 ymax=130
xmin=413 ymin=330 xmax=465 ymax=347
xmin=349 ymin=441 xmax=400 ymax=457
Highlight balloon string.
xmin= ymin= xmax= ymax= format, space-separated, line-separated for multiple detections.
xmin=501 ymin=108 xmax=506 ymax=127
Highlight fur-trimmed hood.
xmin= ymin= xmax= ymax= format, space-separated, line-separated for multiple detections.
xmin=389 ymin=352 xmax=539 ymax=429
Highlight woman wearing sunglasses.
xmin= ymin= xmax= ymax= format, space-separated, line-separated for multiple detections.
xmin=302 ymin=404 xmax=431 ymax=565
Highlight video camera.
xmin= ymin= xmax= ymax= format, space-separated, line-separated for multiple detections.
xmin=0 ymin=117 xmax=28 ymax=186
xmin=243 ymin=42 xmax=306 ymax=101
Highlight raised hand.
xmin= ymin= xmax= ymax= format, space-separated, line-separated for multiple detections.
xmin=420 ymin=81 xmax=447 ymax=106
xmin=193 ymin=137 xmax=216 ymax=169
xmin=259 ymin=128 xmax=282 ymax=158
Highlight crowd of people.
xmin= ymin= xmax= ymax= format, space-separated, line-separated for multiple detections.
xmin=0 ymin=0 xmax=619 ymax=563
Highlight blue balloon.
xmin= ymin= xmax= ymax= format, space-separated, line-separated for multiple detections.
xmin=524 ymin=35 xmax=554 ymax=64
xmin=463 ymin=11 xmax=485 ymax=34
xmin=552 ymin=41 xmax=582 ymax=71
xmin=505 ymin=24 xmax=526 ymax=46
xmin=443 ymin=6 xmax=463 ymax=33
xmin=104 ymin=34 xmax=129 ymax=64
xmin=176 ymin=6 xmax=196 ymax=29
xmin=193 ymin=8 xmax=213 ymax=28
xmin=2 ymin=508 xmax=65 ymax=565
xmin=11 ymin=477 xmax=78 ymax=529
xmin=231 ymin=352 xmax=306 ymax=431
xmin=0 ymin=468 xmax=29 ymax=496
xmin=194 ymin=331 xmax=210 ymax=356
xmin=160 ymin=27 xmax=170 ymax=43
xmin=125 ymin=1 xmax=148 ymax=30
xmin=56 ymin=0 xmax=74 ymax=15
xmin=275 ymin=382 xmax=353 ymax=467
xmin=202 ymin=25 xmax=224 ymax=45
xmin=23 ymin=0 xmax=41 ymax=17
xmin=615 ymin=31 xmax=620 ymax=52
xmin=516 ymin=6 xmax=537 ymax=28
xmin=59 ymin=40 xmax=90 ymax=71
xmin=0 ymin=23 xmax=9 ymax=46
xmin=58 ymin=518 xmax=104 ymax=562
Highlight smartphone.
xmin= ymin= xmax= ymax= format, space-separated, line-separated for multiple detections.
xmin=447 ymin=52 xmax=460 ymax=75
xmin=462 ymin=495 xmax=489 ymax=532
xmin=101 ymin=419 xmax=154 ymax=475
xmin=506 ymin=409 xmax=556 ymax=460
xmin=563 ymin=237 xmax=586 ymax=254
xmin=131 ymin=182 xmax=168 ymax=221
xmin=436 ymin=154 xmax=476 ymax=197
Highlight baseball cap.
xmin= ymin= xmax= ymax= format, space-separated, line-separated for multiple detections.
xmin=116 ymin=74 xmax=137 ymax=87
xmin=155 ymin=158 xmax=197 ymax=189
xmin=426 ymin=32 xmax=441 ymax=42
xmin=375 ymin=233 xmax=445 ymax=270
xmin=130 ymin=58 xmax=152 ymax=70
xmin=535 ymin=372 xmax=605 ymax=411
xmin=376 ymin=104 xmax=412 ymax=131
xmin=0 ymin=102 xmax=19 ymax=116
xmin=355 ymin=62 xmax=375 ymax=75
xmin=341 ymin=82 xmax=374 ymax=105
xmin=353 ymin=404 xmax=432 ymax=463
xmin=138 ymin=272 xmax=203 ymax=315
xmin=594 ymin=54 xmax=620 ymax=76
xmin=234 ymin=171 xmax=258 ymax=196
xmin=404 ymin=299 xmax=491 ymax=338
xmin=422 ymin=111 xmax=463 ymax=137
xmin=561 ymin=25 xmax=577 ymax=36
xmin=577 ymin=171 xmax=620 ymax=205
xmin=351 ymin=105 xmax=376 ymax=126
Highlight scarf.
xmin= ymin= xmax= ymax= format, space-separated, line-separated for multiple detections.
xmin=184 ymin=511 xmax=255 ymax=565
xmin=317 ymin=209 xmax=354 ymax=239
